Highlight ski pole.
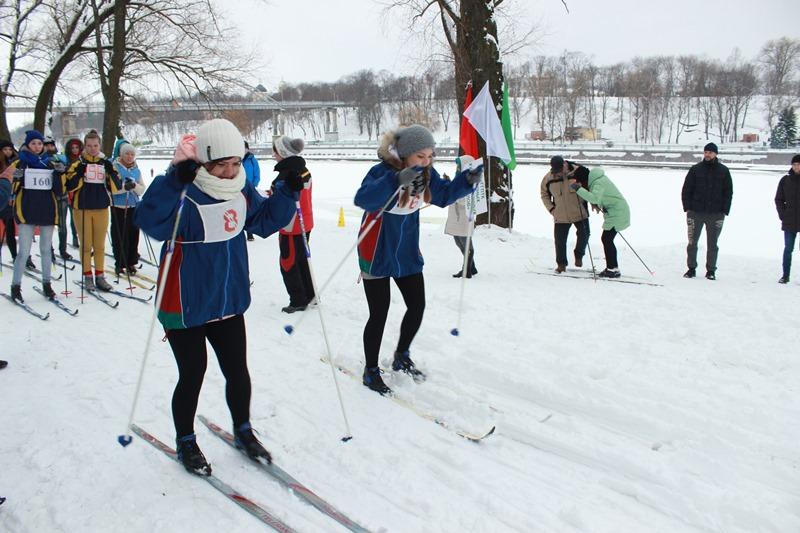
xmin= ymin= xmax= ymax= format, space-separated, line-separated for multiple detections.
xmin=451 ymin=213 xmax=475 ymax=337
xmin=80 ymin=204 xmax=86 ymax=302
xmin=292 ymin=190 xmax=353 ymax=442
xmin=118 ymin=187 xmax=188 ymax=447
xmin=584 ymin=219 xmax=597 ymax=282
xmin=284 ymin=186 xmax=402 ymax=336
xmin=111 ymin=190 xmax=135 ymax=294
xmin=0 ymin=223 xmax=5 ymax=276
xmin=618 ymin=230 xmax=654 ymax=275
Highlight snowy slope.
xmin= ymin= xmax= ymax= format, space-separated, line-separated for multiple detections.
xmin=1 ymin=160 xmax=798 ymax=533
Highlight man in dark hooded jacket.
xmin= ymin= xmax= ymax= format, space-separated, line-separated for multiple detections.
xmin=681 ymin=142 xmax=733 ymax=280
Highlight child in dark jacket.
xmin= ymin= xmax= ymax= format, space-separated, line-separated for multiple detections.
xmin=271 ymin=136 xmax=314 ymax=313
xmin=5 ymin=130 xmax=66 ymax=302
xmin=354 ymin=124 xmax=482 ymax=395
xmin=135 ymin=118 xmax=303 ymax=476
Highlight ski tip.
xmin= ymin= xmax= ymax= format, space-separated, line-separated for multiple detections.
xmin=341 ymin=435 xmax=353 ymax=443
xmin=283 ymin=324 xmax=294 ymax=335
xmin=117 ymin=434 xmax=133 ymax=447
xmin=450 ymin=327 xmax=459 ymax=337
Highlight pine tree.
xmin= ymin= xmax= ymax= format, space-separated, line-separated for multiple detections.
xmin=771 ymin=107 xmax=797 ymax=148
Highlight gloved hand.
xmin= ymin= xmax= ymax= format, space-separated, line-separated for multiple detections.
xmin=569 ymin=180 xmax=580 ymax=191
xmin=174 ymin=160 xmax=200 ymax=184
xmin=51 ymin=161 xmax=66 ymax=173
xmin=592 ymin=204 xmax=601 ymax=214
xmin=124 ymin=180 xmax=137 ymax=191
xmin=409 ymin=173 xmax=426 ymax=196
xmin=465 ymin=164 xmax=484 ymax=185
xmin=397 ymin=166 xmax=423 ymax=187
xmin=12 ymin=168 xmax=24 ymax=181
xmin=284 ymin=172 xmax=305 ymax=192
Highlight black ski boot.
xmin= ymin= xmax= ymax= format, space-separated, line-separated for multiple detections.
xmin=705 ymin=271 xmax=716 ymax=281
xmin=363 ymin=366 xmax=391 ymax=395
xmin=42 ymin=282 xmax=56 ymax=300
xmin=683 ymin=268 xmax=696 ymax=278
xmin=391 ymin=350 xmax=426 ymax=382
xmin=25 ymin=257 xmax=36 ymax=271
xmin=233 ymin=422 xmax=272 ymax=464
xmin=10 ymin=284 xmax=23 ymax=303
xmin=176 ymin=434 xmax=211 ymax=476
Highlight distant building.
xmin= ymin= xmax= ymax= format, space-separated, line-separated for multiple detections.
xmin=526 ymin=130 xmax=547 ymax=141
xmin=565 ymin=127 xmax=600 ymax=141
xmin=741 ymin=133 xmax=759 ymax=143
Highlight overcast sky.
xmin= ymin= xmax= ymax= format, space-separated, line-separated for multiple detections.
xmin=233 ymin=0 xmax=800 ymax=87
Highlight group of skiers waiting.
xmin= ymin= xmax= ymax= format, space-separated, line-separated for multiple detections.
xmin=540 ymin=142 xmax=800 ymax=284
xmin=0 ymin=129 xmax=145 ymax=300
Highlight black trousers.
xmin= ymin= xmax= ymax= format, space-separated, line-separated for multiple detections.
xmin=110 ymin=206 xmax=141 ymax=269
xmin=166 ymin=315 xmax=250 ymax=439
xmin=362 ymin=272 xmax=425 ymax=368
xmin=3 ymin=216 xmax=16 ymax=259
xmin=601 ymin=228 xmax=618 ymax=269
xmin=279 ymin=232 xmax=314 ymax=306
xmin=554 ymin=220 xmax=589 ymax=266
xmin=453 ymin=236 xmax=477 ymax=274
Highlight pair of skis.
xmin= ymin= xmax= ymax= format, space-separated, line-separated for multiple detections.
xmin=321 ymin=356 xmax=496 ymax=443
xmin=134 ymin=416 xmax=371 ymax=533
xmin=1 ymin=288 xmax=80 ymax=319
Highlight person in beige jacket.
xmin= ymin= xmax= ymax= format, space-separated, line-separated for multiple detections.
xmin=540 ymin=156 xmax=590 ymax=272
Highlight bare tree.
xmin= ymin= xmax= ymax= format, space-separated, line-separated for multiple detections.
xmin=759 ymin=37 xmax=800 ymax=137
xmin=0 ymin=0 xmax=46 ymax=139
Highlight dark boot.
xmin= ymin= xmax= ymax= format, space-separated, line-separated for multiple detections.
xmin=176 ymin=434 xmax=211 ymax=476
xmin=25 ymin=257 xmax=36 ymax=271
xmin=42 ymin=282 xmax=56 ymax=300
xmin=683 ymin=268 xmax=696 ymax=278
xmin=94 ymin=275 xmax=113 ymax=292
xmin=233 ymin=422 xmax=272 ymax=464
xmin=10 ymin=284 xmax=23 ymax=303
xmin=705 ymin=271 xmax=716 ymax=281
xmin=363 ymin=366 xmax=391 ymax=395
xmin=392 ymin=350 xmax=426 ymax=382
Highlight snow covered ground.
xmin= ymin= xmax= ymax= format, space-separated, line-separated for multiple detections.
xmin=1 ymin=159 xmax=798 ymax=533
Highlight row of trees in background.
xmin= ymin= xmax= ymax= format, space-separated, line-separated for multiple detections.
xmin=271 ymin=37 xmax=800 ymax=146
xmin=0 ymin=0 xmax=250 ymax=154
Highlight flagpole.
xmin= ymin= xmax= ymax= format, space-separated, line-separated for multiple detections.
xmin=486 ymin=157 xmax=491 ymax=228
xmin=507 ymin=166 xmax=512 ymax=233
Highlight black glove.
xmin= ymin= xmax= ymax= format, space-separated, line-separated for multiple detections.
xmin=174 ymin=160 xmax=200 ymax=184
xmin=284 ymin=172 xmax=305 ymax=192
xmin=124 ymin=180 xmax=137 ymax=191
xmin=409 ymin=173 xmax=426 ymax=196
xmin=465 ymin=164 xmax=484 ymax=185
xmin=397 ymin=166 xmax=423 ymax=187
xmin=51 ymin=161 xmax=66 ymax=173
xmin=12 ymin=168 xmax=24 ymax=181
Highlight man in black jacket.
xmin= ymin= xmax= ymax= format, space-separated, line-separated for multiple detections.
xmin=775 ymin=154 xmax=800 ymax=284
xmin=681 ymin=142 xmax=733 ymax=280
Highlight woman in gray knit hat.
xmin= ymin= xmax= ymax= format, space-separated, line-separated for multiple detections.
xmin=354 ymin=124 xmax=484 ymax=395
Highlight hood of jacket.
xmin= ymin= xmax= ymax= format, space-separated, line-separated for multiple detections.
xmin=588 ymin=167 xmax=605 ymax=186
xmin=377 ymin=130 xmax=404 ymax=170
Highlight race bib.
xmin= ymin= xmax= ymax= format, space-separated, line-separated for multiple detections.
xmin=85 ymin=164 xmax=106 ymax=184
xmin=191 ymin=194 xmax=247 ymax=243
xmin=386 ymin=194 xmax=423 ymax=215
xmin=23 ymin=169 xmax=53 ymax=190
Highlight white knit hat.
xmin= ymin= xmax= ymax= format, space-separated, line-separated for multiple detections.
xmin=273 ymin=135 xmax=305 ymax=158
xmin=195 ymin=118 xmax=245 ymax=163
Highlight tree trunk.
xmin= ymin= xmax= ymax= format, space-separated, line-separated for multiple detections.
xmin=451 ymin=0 xmax=511 ymax=228
xmin=100 ymin=0 xmax=128 ymax=155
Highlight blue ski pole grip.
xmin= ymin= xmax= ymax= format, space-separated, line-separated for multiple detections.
xmin=283 ymin=324 xmax=294 ymax=335
xmin=450 ymin=328 xmax=460 ymax=337
xmin=118 ymin=434 xmax=133 ymax=447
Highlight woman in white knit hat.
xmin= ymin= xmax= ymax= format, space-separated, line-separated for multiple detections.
xmin=135 ymin=118 xmax=305 ymax=475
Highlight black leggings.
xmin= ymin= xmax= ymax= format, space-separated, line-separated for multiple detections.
xmin=362 ymin=272 xmax=425 ymax=368
xmin=601 ymin=228 xmax=618 ymax=269
xmin=166 ymin=314 xmax=250 ymax=438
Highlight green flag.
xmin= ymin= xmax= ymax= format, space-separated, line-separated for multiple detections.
xmin=500 ymin=82 xmax=516 ymax=170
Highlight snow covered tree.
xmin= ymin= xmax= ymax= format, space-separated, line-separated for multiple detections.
xmin=770 ymin=107 xmax=797 ymax=148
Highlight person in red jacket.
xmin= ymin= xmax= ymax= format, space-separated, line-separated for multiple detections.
xmin=271 ymin=136 xmax=314 ymax=313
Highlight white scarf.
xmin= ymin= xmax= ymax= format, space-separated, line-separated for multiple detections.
xmin=193 ymin=165 xmax=246 ymax=200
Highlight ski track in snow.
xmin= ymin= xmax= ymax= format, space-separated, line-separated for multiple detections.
xmin=1 ymin=160 xmax=798 ymax=532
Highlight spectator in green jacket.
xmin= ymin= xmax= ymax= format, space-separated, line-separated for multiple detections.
xmin=571 ymin=167 xmax=630 ymax=278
